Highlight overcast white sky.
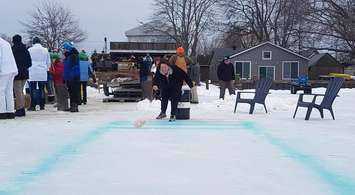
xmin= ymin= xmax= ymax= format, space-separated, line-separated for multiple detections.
xmin=0 ymin=0 xmax=154 ymax=52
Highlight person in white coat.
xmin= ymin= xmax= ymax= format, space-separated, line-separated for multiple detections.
xmin=28 ymin=37 xmax=51 ymax=111
xmin=0 ymin=37 xmax=18 ymax=119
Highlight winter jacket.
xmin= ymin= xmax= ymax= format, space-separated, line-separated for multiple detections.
xmin=0 ymin=38 xmax=18 ymax=76
xmin=153 ymin=65 xmax=193 ymax=97
xmin=49 ymin=60 xmax=65 ymax=87
xmin=63 ymin=48 xmax=80 ymax=81
xmin=79 ymin=61 xmax=95 ymax=82
xmin=28 ymin=44 xmax=51 ymax=81
xmin=217 ymin=61 xmax=235 ymax=81
xmin=12 ymin=42 xmax=32 ymax=80
xmin=188 ymin=63 xmax=200 ymax=84
xmin=169 ymin=55 xmax=193 ymax=73
xmin=140 ymin=56 xmax=152 ymax=82
xmin=79 ymin=51 xmax=91 ymax=81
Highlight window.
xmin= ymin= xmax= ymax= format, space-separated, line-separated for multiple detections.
xmin=235 ymin=61 xmax=251 ymax=79
xmin=259 ymin=66 xmax=275 ymax=80
xmin=283 ymin=62 xmax=299 ymax=80
xmin=262 ymin=51 xmax=272 ymax=60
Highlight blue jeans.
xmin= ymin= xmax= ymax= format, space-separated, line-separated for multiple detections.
xmin=29 ymin=81 xmax=46 ymax=108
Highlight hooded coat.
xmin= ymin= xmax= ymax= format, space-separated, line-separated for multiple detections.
xmin=0 ymin=37 xmax=18 ymax=76
xmin=63 ymin=48 xmax=80 ymax=81
xmin=217 ymin=61 xmax=235 ymax=81
xmin=12 ymin=36 xmax=32 ymax=80
xmin=153 ymin=65 xmax=193 ymax=98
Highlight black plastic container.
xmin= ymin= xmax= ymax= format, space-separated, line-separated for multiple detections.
xmin=176 ymin=89 xmax=191 ymax=120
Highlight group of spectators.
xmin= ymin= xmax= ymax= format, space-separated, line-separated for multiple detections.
xmin=0 ymin=36 xmax=95 ymax=120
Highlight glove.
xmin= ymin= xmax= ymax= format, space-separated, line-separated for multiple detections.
xmin=153 ymin=85 xmax=158 ymax=91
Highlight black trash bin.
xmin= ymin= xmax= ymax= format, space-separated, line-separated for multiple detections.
xmin=176 ymin=89 xmax=191 ymax=120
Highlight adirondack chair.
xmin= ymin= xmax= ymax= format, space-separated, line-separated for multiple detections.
xmin=293 ymin=78 xmax=344 ymax=120
xmin=234 ymin=79 xmax=273 ymax=114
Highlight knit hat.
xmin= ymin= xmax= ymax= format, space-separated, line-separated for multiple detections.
xmin=12 ymin=35 xmax=22 ymax=44
xmin=176 ymin=47 xmax=185 ymax=54
xmin=224 ymin=56 xmax=230 ymax=60
xmin=50 ymin=52 xmax=61 ymax=60
xmin=79 ymin=51 xmax=89 ymax=61
xmin=158 ymin=58 xmax=170 ymax=67
xmin=63 ymin=42 xmax=74 ymax=50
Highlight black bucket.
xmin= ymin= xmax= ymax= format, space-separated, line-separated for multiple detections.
xmin=176 ymin=89 xmax=191 ymax=120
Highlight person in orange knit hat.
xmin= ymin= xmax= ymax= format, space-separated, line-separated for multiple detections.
xmin=169 ymin=47 xmax=193 ymax=73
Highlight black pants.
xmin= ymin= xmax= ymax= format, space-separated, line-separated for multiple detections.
xmin=161 ymin=89 xmax=181 ymax=116
xmin=29 ymin=81 xmax=46 ymax=109
xmin=80 ymin=81 xmax=88 ymax=104
xmin=66 ymin=79 xmax=81 ymax=106
xmin=219 ymin=80 xmax=235 ymax=99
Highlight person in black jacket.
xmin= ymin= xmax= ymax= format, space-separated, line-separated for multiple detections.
xmin=153 ymin=59 xmax=194 ymax=122
xmin=217 ymin=56 xmax=235 ymax=99
xmin=140 ymin=54 xmax=153 ymax=100
xmin=12 ymin=35 xmax=32 ymax=117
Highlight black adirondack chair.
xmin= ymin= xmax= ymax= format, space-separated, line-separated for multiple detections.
xmin=293 ymin=78 xmax=344 ymax=120
xmin=234 ymin=78 xmax=273 ymax=114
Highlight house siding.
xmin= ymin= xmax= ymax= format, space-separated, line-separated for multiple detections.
xmin=230 ymin=43 xmax=308 ymax=81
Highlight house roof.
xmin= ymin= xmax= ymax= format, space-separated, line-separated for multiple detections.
xmin=229 ymin=41 xmax=310 ymax=61
xmin=309 ymin=53 xmax=342 ymax=67
xmin=209 ymin=48 xmax=245 ymax=66
xmin=299 ymin=49 xmax=319 ymax=58
xmin=125 ymin=21 xmax=172 ymax=37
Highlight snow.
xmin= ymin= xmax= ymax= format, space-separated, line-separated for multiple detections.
xmin=1 ymin=84 xmax=355 ymax=195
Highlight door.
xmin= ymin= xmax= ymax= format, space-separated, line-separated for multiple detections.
xmin=259 ymin=66 xmax=275 ymax=80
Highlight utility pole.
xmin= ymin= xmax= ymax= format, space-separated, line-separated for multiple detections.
xmin=104 ymin=37 xmax=108 ymax=54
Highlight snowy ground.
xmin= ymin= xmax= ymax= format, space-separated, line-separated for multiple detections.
xmin=0 ymin=85 xmax=355 ymax=195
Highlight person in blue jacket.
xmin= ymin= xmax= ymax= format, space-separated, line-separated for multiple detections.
xmin=79 ymin=50 xmax=96 ymax=105
xmin=63 ymin=42 xmax=80 ymax=112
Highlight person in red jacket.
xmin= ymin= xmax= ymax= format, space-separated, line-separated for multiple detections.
xmin=49 ymin=58 xmax=69 ymax=111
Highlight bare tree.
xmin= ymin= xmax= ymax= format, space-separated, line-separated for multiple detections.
xmin=151 ymin=0 xmax=218 ymax=56
xmin=219 ymin=0 xmax=311 ymax=50
xmin=21 ymin=1 xmax=87 ymax=50
xmin=0 ymin=34 xmax=12 ymax=43
xmin=304 ymin=0 xmax=355 ymax=60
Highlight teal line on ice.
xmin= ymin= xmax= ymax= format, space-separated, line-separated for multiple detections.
xmin=0 ymin=120 xmax=242 ymax=195
xmin=241 ymin=121 xmax=355 ymax=195
xmin=1 ymin=120 xmax=354 ymax=195
xmin=0 ymin=122 xmax=119 ymax=195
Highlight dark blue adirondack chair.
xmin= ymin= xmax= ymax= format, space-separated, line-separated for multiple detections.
xmin=234 ymin=79 xmax=273 ymax=114
xmin=293 ymin=78 xmax=344 ymax=120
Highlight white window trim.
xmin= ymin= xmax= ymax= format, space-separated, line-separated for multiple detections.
xmin=235 ymin=61 xmax=252 ymax=79
xmin=282 ymin=61 xmax=299 ymax=80
xmin=262 ymin=50 xmax=272 ymax=60
xmin=258 ymin=66 xmax=276 ymax=80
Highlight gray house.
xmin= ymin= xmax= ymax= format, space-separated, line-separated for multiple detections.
xmin=209 ymin=42 xmax=310 ymax=81
xmin=125 ymin=21 xmax=175 ymax=43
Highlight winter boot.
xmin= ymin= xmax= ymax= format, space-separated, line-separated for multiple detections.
xmin=27 ymin=107 xmax=36 ymax=111
xmin=70 ymin=103 xmax=79 ymax=113
xmin=15 ymin=108 xmax=26 ymax=117
xmin=0 ymin=113 xmax=8 ymax=119
xmin=156 ymin=113 xmax=167 ymax=120
xmin=169 ymin=115 xmax=176 ymax=122
xmin=7 ymin=113 xmax=15 ymax=119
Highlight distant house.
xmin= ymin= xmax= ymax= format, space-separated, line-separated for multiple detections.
xmin=110 ymin=22 xmax=177 ymax=58
xmin=307 ymin=53 xmax=344 ymax=80
xmin=209 ymin=42 xmax=309 ymax=81
xmin=124 ymin=21 xmax=175 ymax=43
